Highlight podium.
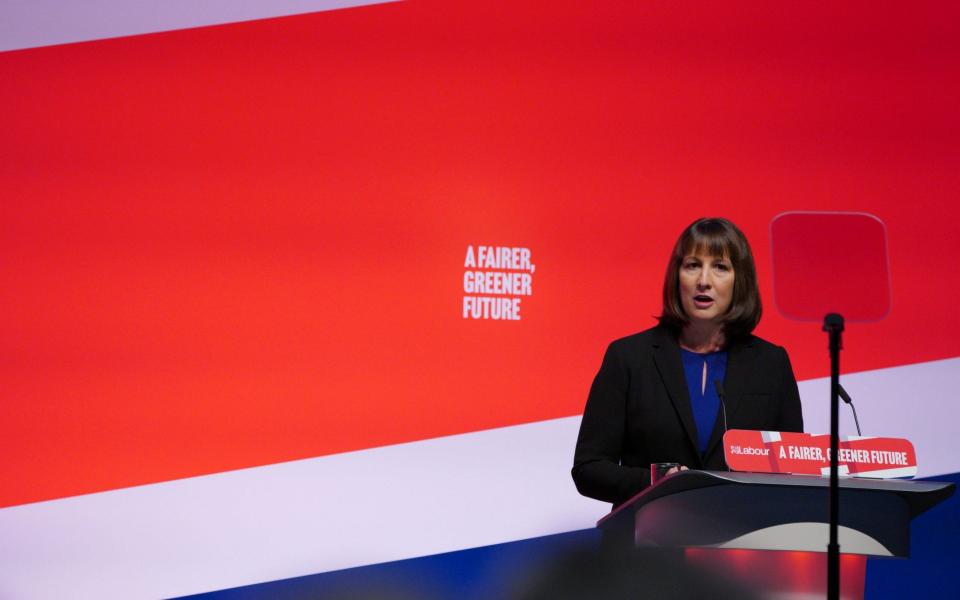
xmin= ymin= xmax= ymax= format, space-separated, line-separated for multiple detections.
xmin=596 ymin=471 xmax=955 ymax=599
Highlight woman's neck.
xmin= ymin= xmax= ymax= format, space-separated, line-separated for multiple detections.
xmin=679 ymin=322 xmax=725 ymax=353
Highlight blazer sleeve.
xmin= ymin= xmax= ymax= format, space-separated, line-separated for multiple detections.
xmin=571 ymin=341 xmax=649 ymax=505
xmin=776 ymin=345 xmax=804 ymax=433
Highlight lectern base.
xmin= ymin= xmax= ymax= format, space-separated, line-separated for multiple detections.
xmin=686 ymin=548 xmax=866 ymax=600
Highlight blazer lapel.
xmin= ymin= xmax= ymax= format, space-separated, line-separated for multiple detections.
xmin=703 ymin=336 xmax=757 ymax=460
xmin=651 ymin=330 xmax=700 ymax=458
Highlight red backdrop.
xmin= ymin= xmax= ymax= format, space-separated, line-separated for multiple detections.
xmin=2 ymin=0 xmax=959 ymax=508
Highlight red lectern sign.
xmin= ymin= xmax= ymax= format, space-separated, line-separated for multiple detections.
xmin=724 ymin=430 xmax=917 ymax=478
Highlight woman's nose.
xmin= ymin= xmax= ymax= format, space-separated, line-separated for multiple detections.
xmin=697 ymin=270 xmax=711 ymax=288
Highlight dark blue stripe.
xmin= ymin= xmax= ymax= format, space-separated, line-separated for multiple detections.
xmin=177 ymin=528 xmax=602 ymax=600
xmin=865 ymin=471 xmax=960 ymax=599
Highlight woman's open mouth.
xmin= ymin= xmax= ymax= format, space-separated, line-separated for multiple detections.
xmin=693 ymin=295 xmax=714 ymax=308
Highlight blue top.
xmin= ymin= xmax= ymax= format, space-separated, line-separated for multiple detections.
xmin=680 ymin=348 xmax=728 ymax=455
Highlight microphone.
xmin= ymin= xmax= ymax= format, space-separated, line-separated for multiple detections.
xmin=713 ymin=380 xmax=729 ymax=434
xmin=838 ymin=383 xmax=863 ymax=436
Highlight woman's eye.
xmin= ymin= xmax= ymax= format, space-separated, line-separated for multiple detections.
xmin=715 ymin=263 xmax=730 ymax=271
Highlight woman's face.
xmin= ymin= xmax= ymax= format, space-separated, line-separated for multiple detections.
xmin=679 ymin=249 xmax=735 ymax=324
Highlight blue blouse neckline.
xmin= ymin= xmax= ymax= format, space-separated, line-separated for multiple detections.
xmin=679 ymin=348 xmax=729 ymax=455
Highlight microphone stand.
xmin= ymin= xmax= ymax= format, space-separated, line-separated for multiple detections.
xmin=823 ymin=313 xmax=844 ymax=600
xmin=838 ymin=384 xmax=862 ymax=437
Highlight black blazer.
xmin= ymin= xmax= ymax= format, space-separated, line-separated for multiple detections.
xmin=572 ymin=325 xmax=803 ymax=507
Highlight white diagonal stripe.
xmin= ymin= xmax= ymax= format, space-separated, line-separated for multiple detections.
xmin=0 ymin=0 xmax=398 ymax=53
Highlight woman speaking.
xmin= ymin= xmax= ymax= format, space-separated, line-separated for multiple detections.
xmin=572 ymin=217 xmax=803 ymax=507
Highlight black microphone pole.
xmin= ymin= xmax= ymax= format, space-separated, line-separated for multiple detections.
xmin=823 ymin=313 xmax=844 ymax=600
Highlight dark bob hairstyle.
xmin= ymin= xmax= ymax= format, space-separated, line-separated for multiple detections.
xmin=658 ymin=217 xmax=762 ymax=339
